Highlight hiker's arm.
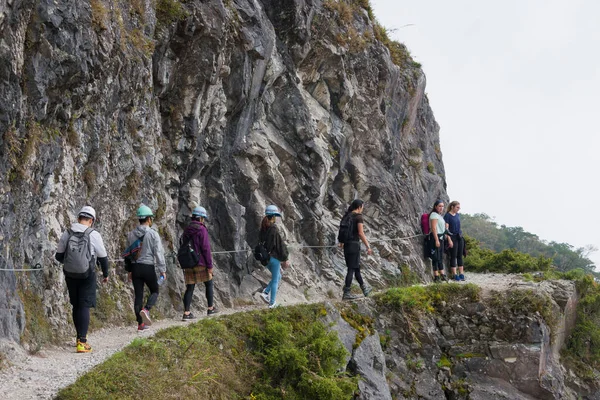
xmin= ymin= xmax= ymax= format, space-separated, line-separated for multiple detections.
xmin=97 ymin=256 xmax=109 ymax=279
xmin=274 ymin=230 xmax=288 ymax=262
xmin=199 ymin=229 xmax=213 ymax=269
xmin=55 ymin=231 xmax=69 ymax=263
xmin=431 ymin=218 xmax=440 ymax=247
xmin=154 ymin=232 xmax=167 ymax=275
xmin=357 ymin=223 xmax=372 ymax=255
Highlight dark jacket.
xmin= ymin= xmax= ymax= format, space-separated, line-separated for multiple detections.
xmin=260 ymin=224 xmax=288 ymax=262
xmin=182 ymin=221 xmax=213 ymax=269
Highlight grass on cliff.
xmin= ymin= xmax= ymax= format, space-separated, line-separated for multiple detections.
xmin=375 ymin=283 xmax=481 ymax=315
xmin=56 ymin=304 xmax=357 ymax=400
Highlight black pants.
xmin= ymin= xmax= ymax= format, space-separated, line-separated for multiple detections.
xmin=132 ymin=263 xmax=159 ymax=325
xmin=343 ymin=242 xmax=364 ymax=287
xmin=430 ymin=235 xmax=445 ymax=271
xmin=447 ymin=234 xmax=464 ymax=268
xmin=66 ymin=272 xmax=96 ymax=341
xmin=183 ymin=280 xmax=214 ymax=311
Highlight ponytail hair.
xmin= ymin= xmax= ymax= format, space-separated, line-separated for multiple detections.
xmin=345 ymin=199 xmax=364 ymax=216
xmin=260 ymin=216 xmax=273 ymax=232
xmin=447 ymin=201 xmax=460 ymax=213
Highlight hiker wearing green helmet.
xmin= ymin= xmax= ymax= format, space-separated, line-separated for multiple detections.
xmin=125 ymin=203 xmax=167 ymax=331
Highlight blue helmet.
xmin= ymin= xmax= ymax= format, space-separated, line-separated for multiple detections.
xmin=265 ymin=205 xmax=282 ymax=217
xmin=192 ymin=206 xmax=208 ymax=219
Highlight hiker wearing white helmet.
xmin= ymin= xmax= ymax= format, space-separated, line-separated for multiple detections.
xmin=258 ymin=205 xmax=289 ymax=309
xmin=125 ymin=204 xmax=167 ymax=331
xmin=179 ymin=206 xmax=218 ymax=320
xmin=55 ymin=206 xmax=109 ymax=353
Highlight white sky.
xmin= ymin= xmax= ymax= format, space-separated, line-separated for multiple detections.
xmin=371 ymin=0 xmax=600 ymax=268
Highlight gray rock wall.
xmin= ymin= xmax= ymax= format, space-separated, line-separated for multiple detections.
xmin=0 ymin=0 xmax=446 ymax=344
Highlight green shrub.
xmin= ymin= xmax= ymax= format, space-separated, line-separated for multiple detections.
xmin=156 ymin=0 xmax=188 ymax=28
xmin=58 ymin=304 xmax=357 ymax=399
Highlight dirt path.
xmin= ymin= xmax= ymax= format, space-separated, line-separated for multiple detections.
xmin=0 ymin=273 xmax=526 ymax=400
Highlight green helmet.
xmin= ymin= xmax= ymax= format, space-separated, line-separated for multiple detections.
xmin=136 ymin=204 xmax=154 ymax=218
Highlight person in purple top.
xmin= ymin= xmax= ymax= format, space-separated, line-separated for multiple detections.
xmin=181 ymin=206 xmax=218 ymax=320
xmin=444 ymin=201 xmax=465 ymax=281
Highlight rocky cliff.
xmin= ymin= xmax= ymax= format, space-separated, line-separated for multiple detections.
xmin=0 ymin=0 xmax=447 ymax=348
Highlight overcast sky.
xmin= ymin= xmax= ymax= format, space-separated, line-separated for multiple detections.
xmin=371 ymin=0 xmax=600 ymax=268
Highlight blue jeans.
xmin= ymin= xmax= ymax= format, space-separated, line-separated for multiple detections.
xmin=264 ymin=257 xmax=282 ymax=306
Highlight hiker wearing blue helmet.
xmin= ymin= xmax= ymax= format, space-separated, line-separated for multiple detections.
xmin=259 ymin=205 xmax=289 ymax=308
xmin=55 ymin=206 xmax=109 ymax=353
xmin=180 ymin=206 xmax=218 ymax=320
xmin=125 ymin=204 xmax=166 ymax=331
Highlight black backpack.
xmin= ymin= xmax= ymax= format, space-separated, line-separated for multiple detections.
xmin=337 ymin=213 xmax=355 ymax=244
xmin=254 ymin=228 xmax=271 ymax=266
xmin=177 ymin=236 xmax=200 ymax=269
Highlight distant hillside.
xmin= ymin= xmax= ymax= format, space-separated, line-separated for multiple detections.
xmin=461 ymin=213 xmax=597 ymax=274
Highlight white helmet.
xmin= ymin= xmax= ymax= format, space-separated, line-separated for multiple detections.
xmin=78 ymin=206 xmax=96 ymax=220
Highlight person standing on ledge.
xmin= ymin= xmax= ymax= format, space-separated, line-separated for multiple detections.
xmin=429 ymin=200 xmax=452 ymax=283
xmin=445 ymin=201 xmax=465 ymax=281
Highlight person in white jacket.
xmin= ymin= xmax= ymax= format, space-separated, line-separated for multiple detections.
xmin=55 ymin=206 xmax=108 ymax=353
xmin=125 ymin=204 xmax=166 ymax=331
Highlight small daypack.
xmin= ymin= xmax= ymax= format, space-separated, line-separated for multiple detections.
xmin=177 ymin=236 xmax=200 ymax=269
xmin=122 ymin=233 xmax=146 ymax=269
xmin=63 ymin=228 xmax=95 ymax=279
xmin=337 ymin=213 xmax=355 ymax=244
xmin=254 ymin=228 xmax=271 ymax=266
xmin=420 ymin=213 xmax=430 ymax=235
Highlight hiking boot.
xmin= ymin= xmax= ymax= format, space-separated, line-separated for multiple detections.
xmin=76 ymin=340 xmax=92 ymax=353
xmin=140 ymin=308 xmax=152 ymax=326
xmin=182 ymin=313 xmax=196 ymax=321
xmin=207 ymin=308 xmax=219 ymax=316
xmin=453 ymin=274 xmax=461 ymax=282
xmin=433 ymin=275 xmax=440 ymax=283
xmin=342 ymin=287 xmax=359 ymax=300
xmin=459 ymin=274 xmax=465 ymax=281
xmin=360 ymin=284 xmax=373 ymax=297
xmin=260 ymin=291 xmax=270 ymax=304
xmin=137 ymin=323 xmax=150 ymax=332
xmin=440 ymin=274 xmax=448 ymax=282
xmin=268 ymin=303 xmax=280 ymax=309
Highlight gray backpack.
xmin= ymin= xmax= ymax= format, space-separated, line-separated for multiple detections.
xmin=63 ymin=228 xmax=95 ymax=279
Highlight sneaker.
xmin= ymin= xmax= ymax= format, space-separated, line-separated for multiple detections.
xmin=453 ymin=274 xmax=461 ymax=282
xmin=459 ymin=274 xmax=465 ymax=281
xmin=440 ymin=274 xmax=448 ymax=282
xmin=76 ymin=340 xmax=92 ymax=353
xmin=260 ymin=291 xmax=270 ymax=304
xmin=207 ymin=308 xmax=219 ymax=316
xmin=139 ymin=308 xmax=152 ymax=326
xmin=433 ymin=275 xmax=440 ymax=283
xmin=137 ymin=323 xmax=150 ymax=332
xmin=268 ymin=303 xmax=280 ymax=309
xmin=182 ymin=313 xmax=196 ymax=321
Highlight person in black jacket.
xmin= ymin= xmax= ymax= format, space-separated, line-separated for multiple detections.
xmin=339 ymin=199 xmax=373 ymax=300
xmin=259 ymin=205 xmax=289 ymax=308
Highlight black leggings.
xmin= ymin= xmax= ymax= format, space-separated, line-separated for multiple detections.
xmin=345 ymin=269 xmax=364 ymax=288
xmin=183 ymin=280 xmax=214 ymax=311
xmin=447 ymin=235 xmax=464 ymax=267
xmin=344 ymin=242 xmax=364 ymax=287
xmin=430 ymin=236 xmax=445 ymax=271
xmin=73 ymin=306 xmax=90 ymax=342
xmin=132 ymin=264 xmax=159 ymax=325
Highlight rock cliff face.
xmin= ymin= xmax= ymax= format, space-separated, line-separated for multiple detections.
xmin=0 ymin=0 xmax=446 ymax=346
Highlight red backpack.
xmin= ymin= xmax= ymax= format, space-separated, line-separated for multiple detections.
xmin=420 ymin=213 xmax=430 ymax=235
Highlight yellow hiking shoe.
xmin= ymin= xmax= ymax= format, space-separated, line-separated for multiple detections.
xmin=76 ymin=340 xmax=92 ymax=353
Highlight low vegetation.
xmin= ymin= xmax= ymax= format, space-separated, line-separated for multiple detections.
xmin=57 ymin=304 xmax=357 ymax=399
